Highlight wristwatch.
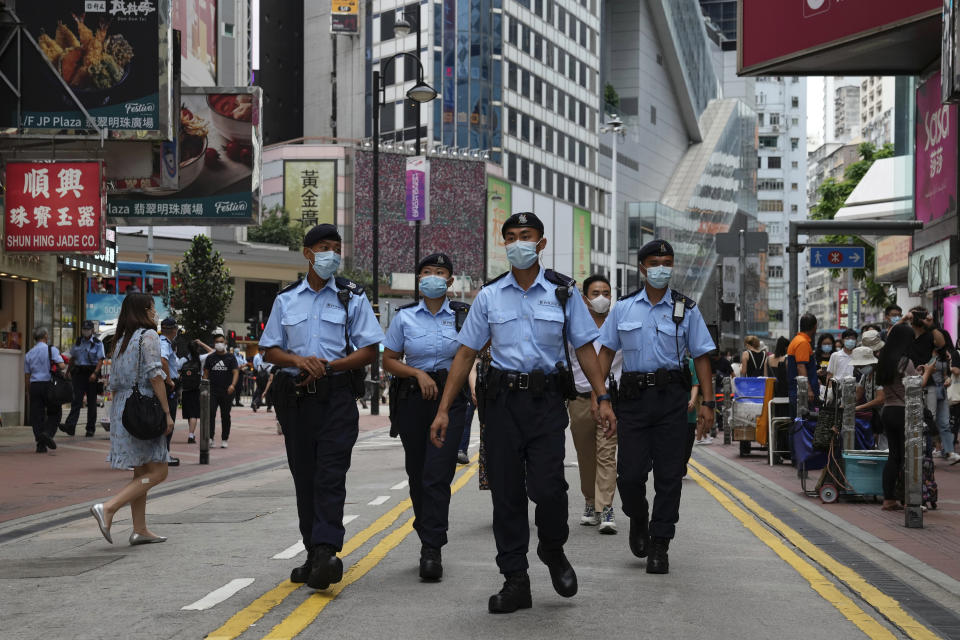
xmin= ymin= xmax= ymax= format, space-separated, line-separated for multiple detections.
xmin=597 ymin=393 xmax=612 ymax=403
xmin=702 ymin=400 xmax=716 ymax=409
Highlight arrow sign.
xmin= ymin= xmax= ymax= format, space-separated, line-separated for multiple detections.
xmin=809 ymin=246 xmax=867 ymax=269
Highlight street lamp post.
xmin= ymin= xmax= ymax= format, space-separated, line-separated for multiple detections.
xmin=394 ymin=12 xmax=423 ymax=295
xmin=369 ymin=52 xmax=438 ymax=416
xmin=601 ymin=114 xmax=624 ymax=295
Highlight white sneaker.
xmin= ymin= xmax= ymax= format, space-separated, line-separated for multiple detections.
xmin=598 ymin=506 xmax=617 ymax=534
xmin=221 ymin=441 xmax=228 ymax=449
xmin=700 ymin=436 xmax=714 ymax=445
xmin=947 ymin=452 xmax=960 ymax=465
xmin=580 ymin=503 xmax=599 ymax=526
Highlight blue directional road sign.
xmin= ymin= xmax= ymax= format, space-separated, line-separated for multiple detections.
xmin=809 ymin=246 xmax=866 ymax=269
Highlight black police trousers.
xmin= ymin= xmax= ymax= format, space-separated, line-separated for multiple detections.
xmin=617 ymin=383 xmax=688 ymax=539
xmin=65 ymin=366 xmax=98 ymax=433
xmin=292 ymin=387 xmax=359 ymax=551
xmin=395 ymin=389 xmax=467 ymax=550
xmin=485 ymin=388 xmax=569 ymax=574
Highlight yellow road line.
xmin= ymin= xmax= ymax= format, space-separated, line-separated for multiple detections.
xmin=205 ymin=454 xmax=479 ymax=640
xmin=690 ymin=459 xmax=940 ymax=640
xmin=688 ymin=468 xmax=896 ymax=639
xmin=262 ymin=463 xmax=479 ymax=639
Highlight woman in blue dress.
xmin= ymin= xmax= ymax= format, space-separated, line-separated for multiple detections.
xmin=383 ymin=253 xmax=471 ymax=582
xmin=89 ymin=293 xmax=174 ymax=546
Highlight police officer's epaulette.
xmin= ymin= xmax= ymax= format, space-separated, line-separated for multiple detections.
xmin=543 ymin=269 xmax=575 ymax=288
xmin=278 ymin=278 xmax=303 ymax=294
xmin=618 ymin=288 xmax=641 ymax=302
xmin=397 ymin=302 xmax=418 ymax=311
xmin=335 ymin=276 xmax=365 ymax=296
xmin=671 ymin=290 xmax=697 ymax=310
xmin=481 ymin=272 xmax=509 ymax=288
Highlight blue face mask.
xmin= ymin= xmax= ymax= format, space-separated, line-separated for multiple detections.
xmin=419 ymin=275 xmax=448 ymax=299
xmin=310 ymin=250 xmax=340 ymax=280
xmin=844 ymin=339 xmax=856 ymax=350
xmin=821 ymin=344 xmax=833 ymax=354
xmin=505 ymin=240 xmax=540 ymax=269
xmin=644 ymin=265 xmax=672 ymax=289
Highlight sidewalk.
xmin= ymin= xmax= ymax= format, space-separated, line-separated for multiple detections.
xmin=703 ymin=436 xmax=960 ymax=587
xmin=0 ymin=394 xmax=390 ymax=525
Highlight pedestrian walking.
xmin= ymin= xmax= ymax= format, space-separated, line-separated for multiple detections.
xmin=259 ymin=223 xmax=383 ymax=590
xmin=567 ymin=274 xmax=621 ymax=534
xmin=181 ymin=339 xmax=214 ymax=443
xmin=158 ymin=318 xmax=184 ymax=466
xmin=689 ymin=356 xmax=709 ymax=449
xmin=252 ymin=350 xmax=273 ymax=412
xmin=922 ymin=328 xmax=960 ymax=463
xmin=429 ymin=212 xmax=616 ymax=614
xmin=739 ymin=335 xmax=768 ymax=378
xmin=232 ymin=348 xmax=247 ymax=406
xmin=63 ymin=319 xmax=105 ymax=437
xmin=203 ymin=333 xmax=239 ymax=448
xmin=787 ymin=313 xmax=820 ymax=418
xmin=24 ymin=327 xmax=64 ymax=453
xmin=89 ymin=293 xmax=174 ymax=546
xmin=597 ymin=240 xmax=715 ymax=575
xmin=826 ymin=328 xmax=858 ymax=386
xmin=382 ymin=252 xmax=471 ymax=581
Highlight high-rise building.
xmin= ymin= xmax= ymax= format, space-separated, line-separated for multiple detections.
xmin=861 ymin=75 xmax=897 ymax=147
xmin=818 ymin=76 xmax=861 ymax=145
xmin=698 ymin=0 xmax=737 ymax=41
xmin=834 ymin=84 xmax=861 ymax=143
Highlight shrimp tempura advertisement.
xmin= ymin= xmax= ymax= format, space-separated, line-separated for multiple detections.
xmin=18 ymin=0 xmax=170 ymax=137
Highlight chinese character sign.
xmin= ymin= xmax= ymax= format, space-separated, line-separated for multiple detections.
xmin=916 ymin=71 xmax=959 ymax=224
xmin=4 ymin=162 xmax=104 ymax=253
xmin=572 ymin=207 xmax=591 ymax=285
xmin=486 ymin=176 xmax=511 ymax=279
xmin=283 ymin=160 xmax=336 ymax=226
xmin=405 ymin=156 xmax=430 ymax=223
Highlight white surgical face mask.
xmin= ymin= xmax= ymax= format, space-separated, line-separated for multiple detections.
xmin=588 ymin=295 xmax=611 ymax=315
xmin=214 ymin=342 xmax=226 ymax=352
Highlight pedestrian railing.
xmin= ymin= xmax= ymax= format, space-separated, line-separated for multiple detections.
xmin=199 ymin=379 xmax=211 ymax=465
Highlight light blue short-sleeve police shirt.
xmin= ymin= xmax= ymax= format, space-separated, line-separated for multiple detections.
xmin=383 ymin=299 xmax=460 ymax=372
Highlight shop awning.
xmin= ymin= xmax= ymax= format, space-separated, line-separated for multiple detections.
xmin=834 ymin=156 xmax=913 ymax=222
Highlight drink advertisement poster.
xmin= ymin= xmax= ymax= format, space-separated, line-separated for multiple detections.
xmin=916 ymin=70 xmax=959 ymax=223
xmin=16 ymin=0 xmax=173 ymax=139
xmin=107 ymin=87 xmax=262 ymax=224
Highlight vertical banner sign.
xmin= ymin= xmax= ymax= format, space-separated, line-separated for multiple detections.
xmin=916 ymin=71 xmax=959 ymax=223
xmin=283 ymin=160 xmax=336 ymax=226
xmin=486 ymin=176 xmax=511 ymax=279
xmin=4 ymin=161 xmax=104 ymax=253
xmin=331 ymin=0 xmax=359 ymax=34
xmin=572 ymin=207 xmax=591 ymax=285
xmin=838 ymin=289 xmax=849 ymax=329
xmin=405 ymin=156 xmax=430 ymax=223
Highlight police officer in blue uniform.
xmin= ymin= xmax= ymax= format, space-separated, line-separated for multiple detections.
xmin=159 ymin=317 xmax=183 ymax=466
xmin=429 ymin=212 xmax=617 ymax=613
xmin=64 ymin=319 xmax=105 ymax=437
xmin=259 ymin=224 xmax=384 ymax=590
xmin=598 ymin=240 xmax=715 ymax=575
xmin=382 ymin=252 xmax=470 ymax=582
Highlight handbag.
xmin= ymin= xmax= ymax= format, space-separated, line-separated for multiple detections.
xmin=45 ymin=344 xmax=73 ymax=408
xmin=948 ymin=374 xmax=960 ymax=405
xmin=812 ymin=380 xmax=840 ymax=451
xmin=121 ymin=331 xmax=167 ymax=440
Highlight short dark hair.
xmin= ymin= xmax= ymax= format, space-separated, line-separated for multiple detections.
xmin=885 ymin=304 xmax=902 ymax=315
xmin=841 ymin=328 xmax=858 ymax=339
xmin=799 ymin=313 xmax=817 ymax=333
xmin=582 ymin=274 xmax=610 ymax=292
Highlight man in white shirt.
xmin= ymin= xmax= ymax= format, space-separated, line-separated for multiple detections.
xmin=826 ymin=328 xmax=858 ymax=386
xmin=568 ymin=274 xmax=622 ymax=534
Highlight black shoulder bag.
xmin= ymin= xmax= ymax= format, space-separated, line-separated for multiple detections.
xmin=45 ymin=344 xmax=73 ymax=408
xmin=122 ymin=331 xmax=167 ymax=440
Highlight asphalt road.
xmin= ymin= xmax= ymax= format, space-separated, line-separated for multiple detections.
xmin=0 ymin=421 xmax=953 ymax=640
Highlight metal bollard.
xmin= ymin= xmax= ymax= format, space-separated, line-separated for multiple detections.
xmin=796 ymin=376 xmax=809 ymax=417
xmin=199 ymin=379 xmax=211 ymax=465
xmin=903 ymin=375 xmax=923 ymax=528
xmin=722 ymin=377 xmax=733 ymax=445
xmin=840 ymin=376 xmax=856 ymax=451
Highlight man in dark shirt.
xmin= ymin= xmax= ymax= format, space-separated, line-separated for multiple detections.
xmin=905 ymin=307 xmax=935 ymax=367
xmin=710 ymin=351 xmax=734 ymax=378
xmin=203 ymin=333 xmax=239 ymax=448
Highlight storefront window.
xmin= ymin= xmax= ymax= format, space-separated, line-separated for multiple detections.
xmin=33 ymin=281 xmax=54 ymax=343
xmin=54 ymin=267 xmax=80 ymax=351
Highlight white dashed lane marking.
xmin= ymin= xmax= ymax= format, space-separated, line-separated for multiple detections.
xmin=272 ymin=541 xmax=305 ymax=560
xmin=390 ymin=480 xmax=408 ymax=490
xmin=182 ymin=578 xmax=255 ymax=610
xmin=342 ymin=514 xmax=359 ymax=525
xmin=367 ymin=495 xmax=390 ymax=506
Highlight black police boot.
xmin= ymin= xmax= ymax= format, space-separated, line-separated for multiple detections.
xmin=290 ymin=548 xmax=312 ymax=583
xmin=629 ymin=513 xmax=650 ymax=558
xmin=306 ymin=544 xmax=344 ymax=590
xmin=488 ymin=571 xmax=532 ymax=614
xmin=646 ymin=537 xmax=670 ymax=574
xmin=536 ymin=544 xmax=577 ymax=597
xmin=419 ymin=545 xmax=443 ymax=581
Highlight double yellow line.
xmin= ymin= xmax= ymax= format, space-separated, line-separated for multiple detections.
xmin=688 ymin=459 xmax=939 ymax=640
xmin=206 ymin=456 xmax=479 ymax=640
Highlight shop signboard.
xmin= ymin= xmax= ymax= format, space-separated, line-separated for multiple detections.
xmin=838 ymin=289 xmax=849 ymax=329
xmin=15 ymin=0 xmax=174 ymax=139
xmin=107 ymin=86 xmax=262 ymax=224
xmin=738 ymin=0 xmax=940 ymax=74
xmin=916 ymin=71 xmax=959 ymax=223
xmin=908 ymin=238 xmax=952 ymax=294
xmin=283 ymin=160 xmax=336 ymax=226
xmin=172 ymin=0 xmax=217 ymax=86
xmin=572 ymin=207 xmax=590 ymax=285
xmin=486 ymin=176 xmax=511 ymax=279
xmin=331 ymin=0 xmax=359 ymax=34
xmin=404 ymin=156 xmax=429 ymax=223
xmin=874 ymin=236 xmax=911 ymax=282
xmin=3 ymin=161 xmax=105 ymax=254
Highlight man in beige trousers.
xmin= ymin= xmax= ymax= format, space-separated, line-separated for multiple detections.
xmin=568 ymin=274 xmax=621 ymax=534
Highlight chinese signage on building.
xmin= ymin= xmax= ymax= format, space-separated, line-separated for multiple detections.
xmin=572 ymin=207 xmax=590 ymax=285
xmin=331 ymin=0 xmax=359 ymax=34
xmin=405 ymin=156 xmax=429 ymax=223
xmin=916 ymin=71 xmax=958 ymax=224
xmin=16 ymin=0 xmax=173 ymax=138
xmin=486 ymin=176 xmax=511 ymax=279
xmin=4 ymin=161 xmax=104 ymax=253
xmin=283 ymin=160 xmax=336 ymax=226
xmin=838 ymin=289 xmax=849 ymax=329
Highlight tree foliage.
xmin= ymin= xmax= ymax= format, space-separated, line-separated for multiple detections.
xmin=170 ymin=235 xmax=234 ymax=341
xmin=604 ymin=83 xmax=620 ymax=114
xmin=247 ymin=206 xmax=305 ymax=250
xmin=808 ymin=142 xmax=896 ymax=309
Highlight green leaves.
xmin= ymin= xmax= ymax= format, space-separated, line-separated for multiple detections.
xmin=170 ymin=234 xmax=234 ymax=341
xmin=247 ymin=206 xmax=306 ymax=250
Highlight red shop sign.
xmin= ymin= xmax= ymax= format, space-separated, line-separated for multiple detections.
xmin=4 ymin=161 xmax=104 ymax=254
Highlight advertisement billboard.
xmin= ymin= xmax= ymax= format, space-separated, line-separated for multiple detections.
xmin=107 ymin=86 xmax=262 ymax=224
xmin=283 ymin=160 xmax=336 ymax=226
xmin=486 ymin=176 xmax=511 ymax=279
xmin=172 ymin=0 xmax=217 ymax=86
xmin=4 ymin=161 xmax=104 ymax=253
xmin=572 ymin=207 xmax=590 ymax=285
xmin=331 ymin=0 xmax=359 ymax=34
xmin=405 ymin=156 xmax=430 ymax=223
xmin=16 ymin=0 xmax=174 ymax=139
xmin=916 ymin=71 xmax=959 ymax=224
xmin=738 ymin=0 xmax=940 ymax=75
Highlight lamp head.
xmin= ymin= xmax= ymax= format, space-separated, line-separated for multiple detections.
xmin=393 ymin=16 xmax=412 ymax=37
xmin=606 ymin=113 xmax=623 ymax=129
xmin=407 ymin=81 xmax=438 ymax=103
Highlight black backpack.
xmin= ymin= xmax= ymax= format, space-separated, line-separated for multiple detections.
xmin=180 ymin=357 xmax=201 ymax=391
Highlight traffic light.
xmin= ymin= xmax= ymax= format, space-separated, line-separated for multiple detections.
xmin=227 ymin=330 xmax=237 ymax=348
xmin=258 ymin=321 xmax=266 ymax=339
xmin=246 ymin=318 xmax=258 ymax=339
